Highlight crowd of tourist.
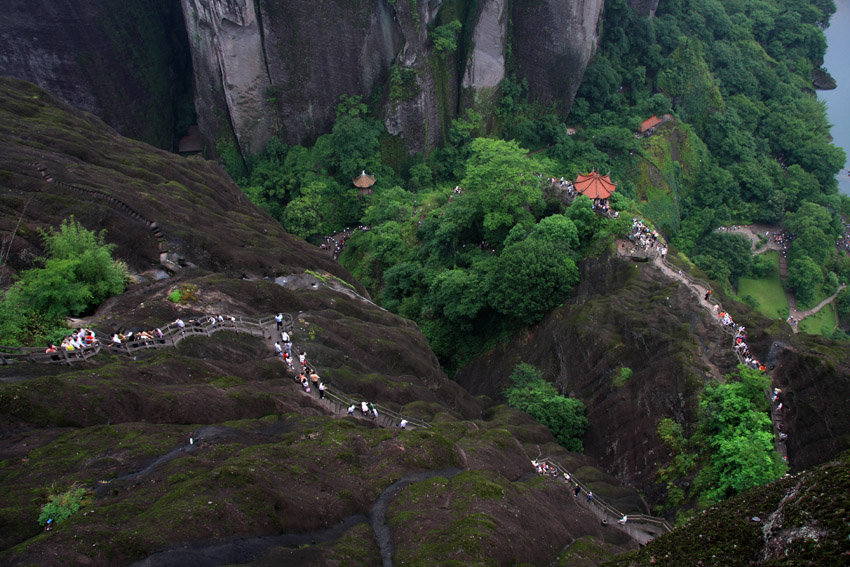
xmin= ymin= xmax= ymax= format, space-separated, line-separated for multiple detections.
xmin=44 ymin=327 xmax=98 ymax=356
xmin=627 ymin=218 xmax=666 ymax=257
xmin=321 ymin=225 xmax=370 ymax=261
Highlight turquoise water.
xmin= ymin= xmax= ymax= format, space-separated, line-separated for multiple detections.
xmin=821 ymin=0 xmax=850 ymax=195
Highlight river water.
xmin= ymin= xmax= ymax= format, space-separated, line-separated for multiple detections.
xmin=820 ymin=0 xmax=850 ymax=195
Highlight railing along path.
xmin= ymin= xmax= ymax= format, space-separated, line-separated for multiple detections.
xmin=0 ymin=314 xmax=290 ymax=366
xmin=536 ymin=456 xmax=672 ymax=544
xmin=653 ymin=249 xmax=788 ymax=460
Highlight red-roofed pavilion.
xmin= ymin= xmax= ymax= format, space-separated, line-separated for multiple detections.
xmin=352 ymin=170 xmax=376 ymax=196
xmin=574 ymin=172 xmax=617 ymax=199
xmin=639 ymin=115 xmax=664 ymax=134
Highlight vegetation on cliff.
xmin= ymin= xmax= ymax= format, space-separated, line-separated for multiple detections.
xmin=0 ymin=217 xmax=127 ymax=345
xmin=657 ymin=366 xmax=786 ymax=522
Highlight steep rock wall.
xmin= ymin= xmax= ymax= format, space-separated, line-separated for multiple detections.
xmin=461 ymin=0 xmax=509 ymax=105
xmin=183 ymin=0 xmax=605 ymax=155
xmin=456 ymin=256 xmax=738 ymax=497
xmin=511 ymin=0 xmax=604 ymax=115
xmin=0 ymin=0 xmax=191 ymax=149
xmin=182 ymin=0 xmax=275 ymax=156
xmin=259 ymin=0 xmax=403 ymax=146
xmin=383 ymin=0 xmax=458 ymax=153
xmin=770 ymin=341 xmax=850 ymax=472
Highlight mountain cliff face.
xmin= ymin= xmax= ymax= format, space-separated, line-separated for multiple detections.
xmin=182 ymin=0 xmax=276 ymax=156
xmin=184 ymin=0 xmax=605 ymax=156
xmin=0 ymin=0 xmax=609 ymax=157
xmin=462 ymin=0 xmax=509 ymax=104
xmin=0 ymin=0 xmax=191 ymax=150
xmin=511 ymin=0 xmax=604 ymax=115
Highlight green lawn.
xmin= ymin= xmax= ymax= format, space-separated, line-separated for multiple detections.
xmin=799 ymin=304 xmax=837 ymax=337
xmin=736 ymin=251 xmax=788 ymax=319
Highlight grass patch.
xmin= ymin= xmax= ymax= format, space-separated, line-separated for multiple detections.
xmin=799 ymin=305 xmax=837 ymax=337
xmin=735 ymin=252 xmax=788 ymax=319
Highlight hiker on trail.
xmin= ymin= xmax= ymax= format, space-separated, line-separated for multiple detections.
xmin=299 ymin=352 xmax=307 ymax=367
xmin=284 ymin=342 xmax=292 ymax=357
xmin=618 ymin=515 xmax=628 ymax=525
xmin=587 ymin=491 xmax=594 ymax=503
xmin=372 ymin=407 xmax=379 ymax=420
xmin=399 ymin=419 xmax=408 ymax=429
xmin=274 ymin=342 xmax=283 ymax=356
xmin=368 ymin=402 xmax=375 ymax=416
xmin=563 ymin=472 xmax=570 ymax=483
xmin=318 ymin=382 xmax=325 ymax=399
xmin=361 ymin=401 xmax=369 ymax=415
xmin=310 ymin=373 xmax=320 ymax=389
xmin=704 ymin=290 xmax=711 ymax=301
xmin=348 ymin=404 xmax=355 ymax=416
xmin=275 ymin=313 xmax=283 ymax=331
xmin=779 ymin=433 xmax=788 ymax=443
xmin=281 ymin=330 xmax=290 ymax=343
xmin=175 ymin=318 xmax=185 ymax=332
xmin=574 ymin=485 xmax=581 ymax=497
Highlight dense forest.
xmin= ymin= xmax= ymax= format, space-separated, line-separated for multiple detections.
xmin=222 ymin=0 xmax=847 ymax=374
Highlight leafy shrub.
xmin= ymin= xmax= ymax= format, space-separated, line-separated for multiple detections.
xmin=430 ymin=20 xmax=462 ymax=53
xmin=38 ymin=485 xmax=87 ymax=526
xmin=166 ymin=284 xmax=199 ymax=304
xmin=612 ymin=366 xmax=633 ymax=388
xmin=0 ymin=217 xmax=127 ymax=345
xmin=504 ymin=363 xmax=588 ymax=452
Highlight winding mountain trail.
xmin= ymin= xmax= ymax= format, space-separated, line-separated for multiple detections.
xmin=716 ymin=224 xmax=846 ymax=333
xmin=617 ymin=234 xmax=789 ymax=462
xmin=793 ymin=285 xmax=845 ymax=321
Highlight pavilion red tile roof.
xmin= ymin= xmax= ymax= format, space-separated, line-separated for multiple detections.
xmin=352 ymin=170 xmax=376 ymax=188
xmin=639 ymin=115 xmax=664 ymax=133
xmin=574 ymin=171 xmax=617 ymax=199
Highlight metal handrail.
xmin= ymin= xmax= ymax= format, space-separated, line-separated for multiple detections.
xmin=538 ymin=456 xmax=673 ymax=534
xmin=0 ymin=313 xmax=293 ymax=365
xmin=321 ymin=387 xmax=430 ymax=429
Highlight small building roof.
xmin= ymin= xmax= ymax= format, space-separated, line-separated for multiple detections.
xmin=639 ymin=115 xmax=664 ymax=133
xmin=575 ymin=171 xmax=617 ymax=199
xmin=352 ymin=170 xmax=376 ymax=188
xmin=178 ymin=125 xmax=203 ymax=154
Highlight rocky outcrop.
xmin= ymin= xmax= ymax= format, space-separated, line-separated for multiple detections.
xmin=0 ymin=0 xmax=191 ymax=149
xmin=181 ymin=0 xmax=606 ymax=155
xmin=770 ymin=340 xmax=850 ymax=472
xmin=462 ymin=0 xmax=509 ymax=105
xmin=259 ymin=0 xmax=403 ymax=146
xmin=182 ymin=0 xmax=275 ymax=156
xmin=512 ymin=0 xmax=604 ymax=115
xmin=456 ymin=255 xmax=738 ymax=497
xmin=383 ymin=0 xmax=457 ymax=153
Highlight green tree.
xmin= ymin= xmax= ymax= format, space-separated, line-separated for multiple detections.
xmin=787 ymin=256 xmax=824 ymax=306
xmin=460 ymin=138 xmax=549 ymax=246
xmin=697 ymin=366 xmax=785 ymax=503
xmin=529 ymin=214 xmax=580 ymax=251
xmin=430 ymin=20 xmax=462 ymax=53
xmin=489 ymin=239 xmax=579 ymax=320
xmin=1 ymin=218 xmax=127 ymax=345
xmin=504 ymin=363 xmax=589 ymax=452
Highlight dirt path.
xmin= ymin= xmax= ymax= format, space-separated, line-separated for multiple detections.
xmin=793 ymin=285 xmax=845 ymax=321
